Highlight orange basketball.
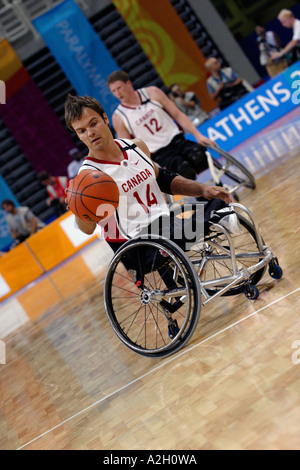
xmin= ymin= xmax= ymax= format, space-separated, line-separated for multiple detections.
xmin=66 ymin=169 xmax=119 ymax=223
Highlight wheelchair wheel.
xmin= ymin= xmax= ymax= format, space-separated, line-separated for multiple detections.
xmin=104 ymin=237 xmax=201 ymax=358
xmin=188 ymin=214 xmax=266 ymax=297
xmin=206 ymin=145 xmax=256 ymax=194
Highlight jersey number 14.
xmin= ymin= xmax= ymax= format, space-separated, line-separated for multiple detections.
xmin=133 ymin=184 xmax=158 ymax=214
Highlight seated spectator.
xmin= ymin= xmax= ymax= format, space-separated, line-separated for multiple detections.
xmin=168 ymin=84 xmax=209 ymax=126
xmin=255 ymin=25 xmax=288 ymax=77
xmin=38 ymin=171 xmax=69 ymax=216
xmin=2 ymin=199 xmax=45 ymax=249
xmin=205 ymin=58 xmax=251 ymax=110
xmin=67 ymin=148 xmax=84 ymax=179
xmin=272 ymin=9 xmax=300 ymax=64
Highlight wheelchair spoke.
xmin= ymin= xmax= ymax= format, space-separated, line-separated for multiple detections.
xmin=105 ymin=238 xmax=201 ymax=357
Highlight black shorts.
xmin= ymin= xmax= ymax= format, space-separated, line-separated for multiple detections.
xmin=151 ymin=134 xmax=208 ymax=179
xmin=107 ymin=199 xmax=226 ymax=260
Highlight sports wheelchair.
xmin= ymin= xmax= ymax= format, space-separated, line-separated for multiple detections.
xmin=203 ymin=144 xmax=255 ymax=197
xmin=164 ymin=144 xmax=255 ymax=208
xmin=104 ymin=203 xmax=282 ymax=358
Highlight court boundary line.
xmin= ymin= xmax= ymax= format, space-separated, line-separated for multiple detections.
xmin=17 ymin=286 xmax=300 ymax=450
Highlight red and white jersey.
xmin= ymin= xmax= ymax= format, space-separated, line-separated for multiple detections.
xmin=79 ymin=139 xmax=170 ymax=241
xmin=114 ymin=88 xmax=182 ymax=153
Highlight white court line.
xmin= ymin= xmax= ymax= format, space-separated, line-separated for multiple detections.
xmin=17 ymin=287 xmax=300 ymax=450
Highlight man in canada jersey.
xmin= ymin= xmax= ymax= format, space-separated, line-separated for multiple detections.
xmin=107 ymin=71 xmax=214 ymax=181
xmin=64 ymin=94 xmax=241 ymax=250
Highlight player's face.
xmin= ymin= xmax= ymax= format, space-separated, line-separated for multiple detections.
xmin=279 ymin=17 xmax=293 ymax=28
xmin=2 ymin=203 xmax=13 ymax=213
xmin=210 ymin=59 xmax=221 ymax=72
xmin=72 ymin=107 xmax=112 ymax=152
xmin=109 ymin=80 xmax=132 ymax=102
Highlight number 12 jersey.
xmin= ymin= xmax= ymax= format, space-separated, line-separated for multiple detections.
xmin=113 ymin=88 xmax=182 ymax=153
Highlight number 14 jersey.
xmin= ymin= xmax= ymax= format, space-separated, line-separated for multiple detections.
xmin=79 ymin=139 xmax=170 ymax=241
xmin=114 ymin=88 xmax=181 ymax=153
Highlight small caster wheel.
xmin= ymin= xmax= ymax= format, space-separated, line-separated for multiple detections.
xmin=244 ymin=284 xmax=259 ymax=300
xmin=269 ymin=264 xmax=283 ymax=280
xmin=168 ymin=319 xmax=180 ymax=339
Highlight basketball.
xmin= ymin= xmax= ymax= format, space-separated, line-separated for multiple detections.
xmin=66 ymin=169 xmax=119 ymax=223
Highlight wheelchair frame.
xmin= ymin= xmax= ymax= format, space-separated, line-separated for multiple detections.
xmin=104 ymin=204 xmax=282 ymax=358
xmin=195 ymin=203 xmax=274 ymax=305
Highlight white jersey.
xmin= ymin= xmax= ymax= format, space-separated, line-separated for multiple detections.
xmin=114 ymin=88 xmax=182 ymax=153
xmin=79 ymin=139 xmax=170 ymax=242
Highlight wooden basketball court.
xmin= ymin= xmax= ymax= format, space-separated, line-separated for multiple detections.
xmin=1 ymin=150 xmax=300 ymax=450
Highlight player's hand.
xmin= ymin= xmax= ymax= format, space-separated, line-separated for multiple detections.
xmin=202 ymin=185 xmax=234 ymax=204
xmin=271 ymin=51 xmax=281 ymax=60
xmin=64 ymin=184 xmax=72 ymax=209
xmin=197 ymin=135 xmax=217 ymax=148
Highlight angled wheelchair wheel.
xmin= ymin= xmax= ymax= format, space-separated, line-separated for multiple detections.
xmin=104 ymin=237 xmax=201 ymax=358
xmin=205 ymin=145 xmax=256 ymax=194
xmin=188 ymin=214 xmax=266 ymax=297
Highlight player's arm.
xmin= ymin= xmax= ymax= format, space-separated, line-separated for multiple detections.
xmin=133 ymin=138 xmax=232 ymax=203
xmin=171 ymin=176 xmax=233 ymax=203
xmin=272 ymin=39 xmax=298 ymax=58
xmin=147 ymin=86 xmax=216 ymax=148
xmin=30 ymin=216 xmax=38 ymax=235
xmin=112 ymin=112 xmax=132 ymax=139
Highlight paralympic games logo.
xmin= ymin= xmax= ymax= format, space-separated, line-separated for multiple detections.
xmin=0 ymin=80 xmax=6 ymax=104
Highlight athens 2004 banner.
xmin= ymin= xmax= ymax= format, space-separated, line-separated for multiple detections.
xmin=186 ymin=61 xmax=300 ymax=151
xmin=33 ymin=0 xmax=119 ymax=119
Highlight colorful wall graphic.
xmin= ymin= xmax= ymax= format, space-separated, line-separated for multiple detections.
xmin=113 ymin=0 xmax=216 ymax=111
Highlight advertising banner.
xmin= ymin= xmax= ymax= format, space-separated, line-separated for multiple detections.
xmin=187 ymin=61 xmax=300 ymax=151
xmin=33 ymin=0 xmax=119 ymax=120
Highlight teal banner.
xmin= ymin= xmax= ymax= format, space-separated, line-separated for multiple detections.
xmin=0 ymin=175 xmax=19 ymax=251
xmin=33 ymin=0 xmax=119 ymax=120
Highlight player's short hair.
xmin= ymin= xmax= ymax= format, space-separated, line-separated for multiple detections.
xmin=1 ymin=199 xmax=15 ymax=208
xmin=278 ymin=9 xmax=294 ymax=20
xmin=64 ymin=94 xmax=106 ymax=131
xmin=37 ymin=171 xmax=50 ymax=182
xmin=205 ymin=57 xmax=219 ymax=70
xmin=107 ymin=70 xmax=130 ymax=85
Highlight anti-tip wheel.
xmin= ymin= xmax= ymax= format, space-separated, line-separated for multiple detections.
xmin=269 ymin=264 xmax=283 ymax=280
xmin=244 ymin=284 xmax=259 ymax=300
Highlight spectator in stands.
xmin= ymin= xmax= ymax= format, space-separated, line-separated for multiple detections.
xmin=205 ymin=58 xmax=251 ymax=110
xmin=272 ymin=9 xmax=300 ymax=63
xmin=255 ymin=25 xmax=288 ymax=77
xmin=2 ymin=199 xmax=45 ymax=248
xmin=38 ymin=171 xmax=69 ymax=216
xmin=168 ymin=84 xmax=209 ymax=126
xmin=67 ymin=148 xmax=84 ymax=179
